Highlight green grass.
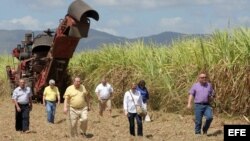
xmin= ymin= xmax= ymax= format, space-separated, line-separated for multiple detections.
xmin=68 ymin=28 xmax=250 ymax=115
xmin=0 ymin=54 xmax=18 ymax=98
xmin=1 ymin=28 xmax=250 ymax=116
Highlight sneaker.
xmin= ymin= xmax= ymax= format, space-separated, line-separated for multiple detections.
xmin=22 ymin=130 xmax=31 ymax=134
xmin=195 ymin=132 xmax=201 ymax=135
xmin=81 ymin=133 xmax=87 ymax=138
xmin=202 ymin=128 xmax=207 ymax=135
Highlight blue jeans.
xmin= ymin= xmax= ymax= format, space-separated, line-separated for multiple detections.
xmin=194 ymin=104 xmax=213 ymax=134
xmin=46 ymin=100 xmax=56 ymax=123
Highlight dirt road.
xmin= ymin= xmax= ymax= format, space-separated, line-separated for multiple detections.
xmin=0 ymin=99 xmax=243 ymax=141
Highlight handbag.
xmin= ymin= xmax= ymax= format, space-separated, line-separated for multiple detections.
xmin=129 ymin=91 xmax=146 ymax=117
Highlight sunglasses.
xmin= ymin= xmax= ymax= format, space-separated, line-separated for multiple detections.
xmin=200 ymin=77 xmax=207 ymax=79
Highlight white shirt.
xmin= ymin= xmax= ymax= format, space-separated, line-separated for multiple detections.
xmin=123 ymin=90 xmax=145 ymax=113
xmin=12 ymin=86 xmax=33 ymax=104
xmin=95 ymin=83 xmax=113 ymax=99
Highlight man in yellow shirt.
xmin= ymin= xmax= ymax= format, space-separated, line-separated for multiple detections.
xmin=63 ymin=77 xmax=91 ymax=138
xmin=43 ymin=79 xmax=60 ymax=124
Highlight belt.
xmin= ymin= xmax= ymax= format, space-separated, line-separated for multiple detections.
xmin=46 ymin=100 xmax=56 ymax=103
xmin=18 ymin=103 xmax=29 ymax=106
xmin=71 ymin=106 xmax=85 ymax=110
xmin=195 ymin=103 xmax=209 ymax=105
xmin=101 ymin=99 xmax=109 ymax=100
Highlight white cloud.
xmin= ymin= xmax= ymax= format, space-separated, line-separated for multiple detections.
xmin=158 ymin=17 xmax=213 ymax=34
xmin=11 ymin=16 xmax=39 ymax=27
xmin=17 ymin=0 xmax=66 ymax=10
xmin=91 ymin=0 xmax=249 ymax=11
xmin=238 ymin=16 xmax=250 ymax=25
xmin=92 ymin=0 xmax=176 ymax=9
xmin=0 ymin=16 xmax=56 ymax=30
xmin=96 ymin=27 xmax=118 ymax=36
xmin=91 ymin=0 xmax=117 ymax=6
xmin=160 ymin=17 xmax=183 ymax=27
xmin=95 ymin=16 xmax=135 ymax=37
xmin=107 ymin=16 xmax=134 ymax=27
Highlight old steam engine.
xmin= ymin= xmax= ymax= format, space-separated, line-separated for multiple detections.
xmin=6 ymin=0 xmax=99 ymax=101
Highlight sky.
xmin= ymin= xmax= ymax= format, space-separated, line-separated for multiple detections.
xmin=0 ymin=0 xmax=250 ymax=38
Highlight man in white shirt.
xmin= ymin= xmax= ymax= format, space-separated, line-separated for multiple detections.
xmin=95 ymin=77 xmax=113 ymax=116
xmin=12 ymin=79 xmax=33 ymax=133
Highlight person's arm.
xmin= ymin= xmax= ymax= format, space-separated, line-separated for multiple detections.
xmin=95 ymin=86 xmax=101 ymax=101
xmin=82 ymin=86 xmax=91 ymax=111
xmin=110 ymin=86 xmax=114 ymax=99
xmin=57 ymin=95 xmax=60 ymax=104
xmin=63 ymin=87 xmax=70 ymax=114
xmin=57 ymin=87 xmax=60 ymax=104
xmin=123 ymin=92 xmax=128 ymax=116
xmin=85 ymin=94 xmax=91 ymax=111
xmin=85 ymin=92 xmax=91 ymax=111
xmin=208 ymin=84 xmax=215 ymax=102
xmin=29 ymin=96 xmax=32 ymax=111
xmin=12 ymin=89 xmax=21 ymax=112
xmin=13 ymin=99 xmax=21 ymax=112
xmin=63 ymin=97 xmax=68 ymax=114
xmin=29 ymin=87 xmax=33 ymax=111
xmin=187 ymin=95 xmax=193 ymax=109
xmin=42 ymin=95 xmax=46 ymax=106
xmin=187 ymin=84 xmax=195 ymax=109
xmin=43 ymin=88 xmax=46 ymax=106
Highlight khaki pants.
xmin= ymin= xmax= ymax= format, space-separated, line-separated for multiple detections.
xmin=68 ymin=107 xmax=88 ymax=137
xmin=99 ymin=99 xmax=111 ymax=113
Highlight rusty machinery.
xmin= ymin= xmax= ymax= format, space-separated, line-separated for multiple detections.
xmin=6 ymin=0 xmax=99 ymax=101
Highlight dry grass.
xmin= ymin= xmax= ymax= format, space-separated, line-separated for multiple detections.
xmin=0 ymin=98 xmax=248 ymax=141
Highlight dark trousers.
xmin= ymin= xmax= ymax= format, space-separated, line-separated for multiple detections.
xmin=15 ymin=104 xmax=30 ymax=132
xmin=127 ymin=113 xmax=143 ymax=136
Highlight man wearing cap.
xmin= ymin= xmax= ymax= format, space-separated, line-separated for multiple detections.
xmin=43 ymin=79 xmax=60 ymax=123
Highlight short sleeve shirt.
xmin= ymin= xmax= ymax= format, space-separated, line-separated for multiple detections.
xmin=12 ymin=87 xmax=33 ymax=104
xmin=43 ymin=86 xmax=60 ymax=101
xmin=64 ymin=85 xmax=87 ymax=108
xmin=189 ymin=82 xmax=214 ymax=103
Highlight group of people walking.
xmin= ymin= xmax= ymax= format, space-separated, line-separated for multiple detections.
xmin=11 ymin=72 xmax=214 ymax=138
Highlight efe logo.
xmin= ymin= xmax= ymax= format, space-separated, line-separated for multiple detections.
xmin=228 ymin=129 xmax=246 ymax=136
xmin=224 ymin=125 xmax=249 ymax=141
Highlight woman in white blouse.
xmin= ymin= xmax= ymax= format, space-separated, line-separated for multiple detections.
xmin=123 ymin=82 xmax=146 ymax=136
